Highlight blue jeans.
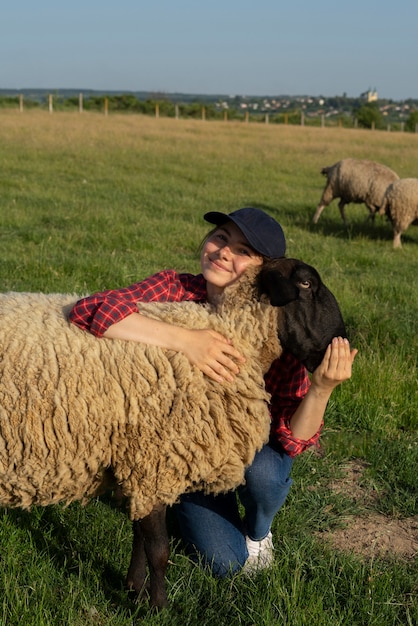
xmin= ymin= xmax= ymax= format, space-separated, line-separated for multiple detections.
xmin=175 ymin=443 xmax=293 ymax=577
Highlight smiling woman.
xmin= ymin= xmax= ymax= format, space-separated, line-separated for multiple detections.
xmin=69 ymin=206 xmax=356 ymax=581
xmin=201 ymin=222 xmax=263 ymax=295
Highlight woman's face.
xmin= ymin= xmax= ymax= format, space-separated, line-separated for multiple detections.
xmin=201 ymin=221 xmax=263 ymax=300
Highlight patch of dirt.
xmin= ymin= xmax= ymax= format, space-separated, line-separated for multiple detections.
xmin=317 ymin=460 xmax=418 ymax=560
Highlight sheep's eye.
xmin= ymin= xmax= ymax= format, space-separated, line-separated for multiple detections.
xmin=299 ymin=280 xmax=311 ymax=289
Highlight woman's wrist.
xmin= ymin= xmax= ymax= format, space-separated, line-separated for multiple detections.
xmin=288 ymin=386 xmax=329 ymax=440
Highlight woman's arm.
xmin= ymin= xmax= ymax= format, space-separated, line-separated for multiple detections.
xmin=70 ymin=270 xmax=245 ymax=383
xmin=103 ymin=312 xmax=245 ymax=383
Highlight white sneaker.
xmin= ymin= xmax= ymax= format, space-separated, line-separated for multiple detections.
xmin=241 ymin=531 xmax=274 ymax=575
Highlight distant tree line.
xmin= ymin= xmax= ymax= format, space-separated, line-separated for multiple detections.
xmin=353 ymin=101 xmax=418 ymax=132
xmin=1 ymin=93 xmax=417 ymax=132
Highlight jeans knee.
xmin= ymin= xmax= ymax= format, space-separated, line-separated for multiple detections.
xmin=186 ymin=544 xmax=246 ymax=578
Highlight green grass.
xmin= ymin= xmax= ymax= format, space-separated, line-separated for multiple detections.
xmin=0 ymin=110 xmax=417 ymax=625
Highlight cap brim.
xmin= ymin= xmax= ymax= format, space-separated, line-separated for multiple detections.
xmin=204 ymin=212 xmax=230 ymax=226
xmin=204 ymin=211 xmax=263 ymax=255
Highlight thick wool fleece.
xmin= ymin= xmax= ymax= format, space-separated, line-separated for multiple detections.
xmin=0 ymin=269 xmax=280 ymax=519
xmin=379 ymin=177 xmax=418 ymax=247
xmin=314 ymin=158 xmax=399 ymax=222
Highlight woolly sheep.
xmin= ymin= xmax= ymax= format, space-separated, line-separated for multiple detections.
xmin=378 ymin=178 xmax=418 ymax=248
xmin=312 ymin=158 xmax=399 ymax=224
xmin=0 ymin=258 xmax=346 ymax=608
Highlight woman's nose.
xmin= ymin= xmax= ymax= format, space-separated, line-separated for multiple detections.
xmin=220 ymin=244 xmax=232 ymax=259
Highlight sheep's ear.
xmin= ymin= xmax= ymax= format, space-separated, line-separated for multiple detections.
xmin=257 ymin=268 xmax=299 ymax=306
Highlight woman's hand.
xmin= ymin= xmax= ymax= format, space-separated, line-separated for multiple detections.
xmin=104 ymin=313 xmax=245 ymax=384
xmin=311 ymin=336 xmax=358 ymax=393
xmin=289 ymin=337 xmax=358 ymax=441
xmin=181 ymin=328 xmax=246 ymax=383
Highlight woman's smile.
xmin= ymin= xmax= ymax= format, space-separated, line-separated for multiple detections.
xmin=207 ymin=256 xmax=231 ymax=272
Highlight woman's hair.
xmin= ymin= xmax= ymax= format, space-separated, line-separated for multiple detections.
xmin=197 ymin=226 xmax=216 ymax=254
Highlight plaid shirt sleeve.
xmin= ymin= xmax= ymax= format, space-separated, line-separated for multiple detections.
xmin=69 ymin=270 xmax=207 ymax=337
xmin=265 ymin=351 xmax=322 ymax=457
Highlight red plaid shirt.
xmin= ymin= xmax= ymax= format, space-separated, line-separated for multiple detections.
xmin=69 ymin=270 xmax=321 ymax=456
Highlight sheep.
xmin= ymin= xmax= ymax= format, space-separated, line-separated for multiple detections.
xmin=0 ymin=258 xmax=347 ymax=608
xmin=312 ymin=158 xmax=399 ymax=224
xmin=378 ymin=178 xmax=418 ymax=248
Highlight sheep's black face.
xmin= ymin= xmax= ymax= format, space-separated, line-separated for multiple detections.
xmin=258 ymin=258 xmax=347 ymax=372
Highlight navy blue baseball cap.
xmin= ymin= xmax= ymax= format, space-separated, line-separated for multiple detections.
xmin=204 ymin=207 xmax=286 ymax=258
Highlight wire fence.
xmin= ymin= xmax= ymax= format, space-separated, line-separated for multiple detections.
xmin=2 ymin=93 xmax=418 ymax=133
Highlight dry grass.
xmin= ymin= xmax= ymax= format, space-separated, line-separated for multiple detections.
xmin=2 ymin=109 xmax=417 ymax=169
xmin=319 ymin=460 xmax=418 ymax=560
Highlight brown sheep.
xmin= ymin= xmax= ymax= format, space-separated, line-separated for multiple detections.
xmin=0 ymin=258 xmax=347 ymax=608
xmin=378 ymin=178 xmax=418 ymax=248
xmin=312 ymin=158 xmax=399 ymax=224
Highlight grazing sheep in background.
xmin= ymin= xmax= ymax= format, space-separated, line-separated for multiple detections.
xmin=0 ymin=258 xmax=346 ymax=608
xmin=378 ymin=178 xmax=418 ymax=248
xmin=312 ymin=158 xmax=399 ymax=224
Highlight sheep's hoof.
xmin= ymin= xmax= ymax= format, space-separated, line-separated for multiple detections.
xmin=126 ymin=581 xmax=150 ymax=604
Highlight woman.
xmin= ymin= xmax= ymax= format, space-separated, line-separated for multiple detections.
xmin=69 ymin=207 xmax=357 ymax=576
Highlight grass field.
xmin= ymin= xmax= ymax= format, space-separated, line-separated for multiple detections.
xmin=0 ymin=110 xmax=417 ymax=625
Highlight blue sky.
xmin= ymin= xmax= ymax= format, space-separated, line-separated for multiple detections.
xmin=1 ymin=0 xmax=417 ymax=100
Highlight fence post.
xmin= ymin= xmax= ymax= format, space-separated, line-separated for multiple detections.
xmin=19 ymin=94 xmax=23 ymax=112
xmin=245 ymin=110 xmax=249 ymax=123
xmin=223 ymin=110 xmax=228 ymax=122
xmin=202 ymin=106 xmax=206 ymax=121
xmin=321 ymin=114 xmax=325 ymax=128
xmin=155 ymin=103 xmax=159 ymax=118
xmin=415 ymin=123 xmax=418 ymax=133
xmin=400 ymin=121 xmax=404 ymax=132
xmin=301 ymin=111 xmax=304 ymax=126
xmin=265 ymin=113 xmax=269 ymax=124
xmin=79 ymin=93 xmax=83 ymax=113
xmin=48 ymin=94 xmax=53 ymax=113
xmin=284 ymin=113 xmax=288 ymax=125
xmin=104 ymin=98 xmax=108 ymax=116
xmin=175 ymin=104 xmax=179 ymax=119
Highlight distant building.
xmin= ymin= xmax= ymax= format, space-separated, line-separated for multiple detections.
xmin=360 ymin=89 xmax=378 ymax=102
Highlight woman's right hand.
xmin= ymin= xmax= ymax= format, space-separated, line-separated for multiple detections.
xmin=181 ymin=328 xmax=246 ymax=383
xmin=103 ymin=312 xmax=245 ymax=383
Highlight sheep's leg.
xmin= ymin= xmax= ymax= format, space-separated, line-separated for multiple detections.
xmin=338 ymin=200 xmax=348 ymax=225
xmin=393 ymin=230 xmax=402 ymax=248
xmin=126 ymin=520 xmax=148 ymax=600
xmin=365 ymin=204 xmax=377 ymax=222
xmin=128 ymin=506 xmax=169 ymax=609
xmin=313 ymin=183 xmax=334 ymax=223
xmin=142 ymin=505 xmax=169 ymax=609
xmin=312 ymin=202 xmax=327 ymax=223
